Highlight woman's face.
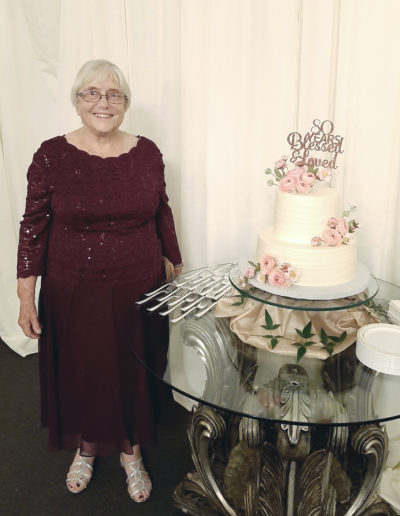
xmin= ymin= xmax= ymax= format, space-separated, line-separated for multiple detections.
xmin=75 ymin=74 xmax=126 ymax=137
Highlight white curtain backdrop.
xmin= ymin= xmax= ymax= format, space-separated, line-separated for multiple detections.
xmin=1 ymin=0 xmax=400 ymax=356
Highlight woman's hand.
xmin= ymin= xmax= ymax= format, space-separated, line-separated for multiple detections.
xmin=17 ymin=276 xmax=41 ymax=339
xmin=18 ymin=301 xmax=42 ymax=339
xmin=163 ymin=257 xmax=183 ymax=281
xmin=173 ymin=263 xmax=183 ymax=277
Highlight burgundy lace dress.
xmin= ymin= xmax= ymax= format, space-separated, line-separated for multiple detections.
xmin=17 ymin=135 xmax=182 ymax=455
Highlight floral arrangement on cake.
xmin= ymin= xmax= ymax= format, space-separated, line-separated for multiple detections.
xmin=311 ymin=206 xmax=359 ymax=247
xmin=265 ymin=155 xmax=332 ymax=195
xmin=240 ymin=255 xmax=299 ymax=289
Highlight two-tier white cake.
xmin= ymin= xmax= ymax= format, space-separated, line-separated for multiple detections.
xmin=256 ymin=186 xmax=357 ymax=287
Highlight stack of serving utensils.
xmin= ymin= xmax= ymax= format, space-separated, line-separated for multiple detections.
xmin=136 ymin=263 xmax=237 ymax=323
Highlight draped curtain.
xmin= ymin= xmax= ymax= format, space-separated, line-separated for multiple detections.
xmin=1 ymin=0 xmax=399 ymax=356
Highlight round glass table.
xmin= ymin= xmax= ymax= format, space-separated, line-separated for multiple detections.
xmin=136 ymin=271 xmax=400 ymax=515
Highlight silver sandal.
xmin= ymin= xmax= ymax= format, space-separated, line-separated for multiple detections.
xmin=120 ymin=454 xmax=152 ymax=502
xmin=66 ymin=449 xmax=94 ymax=493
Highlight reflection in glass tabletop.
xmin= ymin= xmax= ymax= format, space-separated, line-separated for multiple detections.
xmin=136 ymin=275 xmax=400 ymax=428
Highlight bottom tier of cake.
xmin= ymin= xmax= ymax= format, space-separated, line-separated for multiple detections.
xmin=256 ymin=227 xmax=357 ymax=287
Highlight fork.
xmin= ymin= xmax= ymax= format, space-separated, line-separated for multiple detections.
xmin=159 ymin=286 xmax=205 ymax=316
xmin=194 ymin=286 xmax=233 ymax=318
xmin=142 ymin=267 xmax=208 ymax=299
xmin=166 ymin=283 xmax=209 ymax=309
xmin=170 ymin=298 xmax=210 ymax=323
xmin=147 ymin=287 xmax=187 ymax=312
xmin=136 ymin=282 xmax=177 ymax=305
xmin=180 ymin=281 xmax=229 ymax=312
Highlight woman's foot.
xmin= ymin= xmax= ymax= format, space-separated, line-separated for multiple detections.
xmin=120 ymin=445 xmax=152 ymax=502
xmin=66 ymin=449 xmax=95 ymax=493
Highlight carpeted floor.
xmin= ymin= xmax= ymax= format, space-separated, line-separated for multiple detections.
xmin=0 ymin=339 xmax=193 ymax=516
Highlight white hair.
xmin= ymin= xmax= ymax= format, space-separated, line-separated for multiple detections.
xmin=71 ymin=59 xmax=131 ymax=110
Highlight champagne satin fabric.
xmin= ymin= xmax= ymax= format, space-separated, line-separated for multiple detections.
xmin=215 ymin=295 xmax=379 ymax=360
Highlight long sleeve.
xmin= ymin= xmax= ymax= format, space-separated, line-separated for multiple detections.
xmin=155 ymin=158 xmax=182 ymax=266
xmin=17 ymin=151 xmax=53 ymax=278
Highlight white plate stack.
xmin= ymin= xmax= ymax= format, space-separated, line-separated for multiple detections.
xmin=388 ymin=300 xmax=400 ymax=324
xmin=356 ymin=323 xmax=400 ymax=375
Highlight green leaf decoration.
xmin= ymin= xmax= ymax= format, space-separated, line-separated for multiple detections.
xmin=303 ymin=341 xmax=314 ymax=347
xmin=231 ymin=294 xmax=246 ymax=306
xmin=322 ymin=346 xmax=334 ymax=356
xmin=264 ymin=309 xmax=273 ymax=327
xmin=265 ymin=168 xmax=271 ymax=174
xmin=271 ymin=338 xmax=278 ymax=349
xmin=292 ymin=341 xmax=303 ymax=347
xmin=295 ymin=328 xmax=305 ymax=338
xmin=320 ymin=328 xmax=328 ymax=345
xmin=248 ymin=261 xmax=258 ymax=269
xmin=270 ymin=323 xmax=281 ymax=330
xmin=302 ymin=321 xmax=314 ymax=338
xmin=297 ymin=346 xmax=307 ymax=362
xmin=338 ymin=331 xmax=347 ymax=343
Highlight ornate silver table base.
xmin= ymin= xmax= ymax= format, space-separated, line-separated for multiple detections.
xmin=173 ymin=405 xmax=394 ymax=515
xmin=171 ymin=316 xmax=395 ymax=516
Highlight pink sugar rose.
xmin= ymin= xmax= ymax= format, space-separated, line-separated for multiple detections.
xmin=286 ymin=166 xmax=306 ymax=179
xmin=244 ymin=267 xmax=256 ymax=279
xmin=268 ymin=267 xmax=291 ymax=288
xmin=335 ymin=218 xmax=349 ymax=236
xmin=260 ymin=254 xmax=276 ymax=275
xmin=275 ymin=157 xmax=287 ymax=169
xmin=322 ymin=228 xmax=342 ymax=246
xmin=311 ymin=236 xmax=322 ymax=246
xmin=296 ymin=180 xmax=311 ymax=194
xmin=327 ymin=217 xmax=338 ymax=228
xmin=279 ymin=175 xmax=298 ymax=193
xmin=300 ymin=171 xmax=317 ymax=185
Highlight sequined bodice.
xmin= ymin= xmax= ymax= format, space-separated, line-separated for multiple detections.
xmin=17 ymin=136 xmax=181 ymax=281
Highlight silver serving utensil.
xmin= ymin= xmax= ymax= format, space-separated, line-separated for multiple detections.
xmin=180 ymin=281 xmax=229 ymax=312
xmin=159 ymin=287 xmax=204 ymax=316
xmin=147 ymin=287 xmax=186 ymax=312
xmin=135 ymin=283 xmax=177 ymax=305
xmin=166 ymin=282 xmax=208 ymax=309
xmin=144 ymin=267 xmax=207 ymax=297
xmin=194 ymin=286 xmax=232 ymax=318
xmin=170 ymin=298 xmax=210 ymax=324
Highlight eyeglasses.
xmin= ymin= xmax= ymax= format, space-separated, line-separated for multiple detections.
xmin=78 ymin=90 xmax=128 ymax=104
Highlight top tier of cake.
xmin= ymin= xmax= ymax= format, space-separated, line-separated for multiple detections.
xmin=274 ymin=186 xmax=340 ymax=244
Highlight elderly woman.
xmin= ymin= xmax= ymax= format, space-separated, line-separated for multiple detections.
xmin=17 ymin=59 xmax=182 ymax=502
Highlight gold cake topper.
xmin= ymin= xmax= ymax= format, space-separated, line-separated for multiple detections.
xmin=287 ymin=119 xmax=344 ymax=169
